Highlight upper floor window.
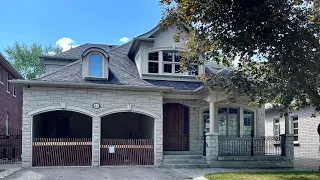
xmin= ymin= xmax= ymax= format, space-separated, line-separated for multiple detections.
xmin=292 ymin=116 xmax=298 ymax=142
xmin=7 ymin=73 xmax=10 ymax=93
xmin=0 ymin=67 xmax=3 ymax=84
xmin=148 ymin=52 xmax=159 ymax=73
xmin=147 ymin=50 xmax=199 ymax=75
xmin=243 ymin=110 xmax=254 ymax=136
xmin=274 ymin=118 xmax=280 ymax=137
xmin=89 ymin=54 xmax=103 ymax=77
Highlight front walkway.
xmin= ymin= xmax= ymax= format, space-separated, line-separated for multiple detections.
xmin=3 ymin=167 xmax=188 ymax=180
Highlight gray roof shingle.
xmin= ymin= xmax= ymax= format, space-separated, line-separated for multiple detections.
xmin=37 ymin=41 xmax=226 ymax=91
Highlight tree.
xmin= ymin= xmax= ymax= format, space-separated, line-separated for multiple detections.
xmin=160 ymin=0 xmax=320 ymax=115
xmin=4 ymin=42 xmax=62 ymax=79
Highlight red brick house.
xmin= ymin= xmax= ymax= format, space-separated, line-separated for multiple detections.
xmin=0 ymin=53 xmax=23 ymax=136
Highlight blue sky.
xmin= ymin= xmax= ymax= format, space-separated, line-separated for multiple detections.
xmin=0 ymin=0 xmax=162 ymax=52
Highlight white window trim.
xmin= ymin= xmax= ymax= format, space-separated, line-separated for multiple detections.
xmin=13 ymin=86 xmax=16 ymax=97
xmin=145 ymin=47 xmax=203 ymax=76
xmin=273 ymin=118 xmax=280 ymax=137
xmin=147 ymin=51 xmax=159 ymax=74
xmin=292 ymin=116 xmax=298 ymax=143
xmin=83 ymin=51 xmax=109 ymax=80
xmin=6 ymin=73 xmax=10 ymax=93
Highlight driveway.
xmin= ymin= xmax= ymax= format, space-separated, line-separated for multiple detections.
xmin=3 ymin=167 xmax=189 ymax=180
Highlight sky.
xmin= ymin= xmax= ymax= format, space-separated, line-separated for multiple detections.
xmin=0 ymin=0 xmax=162 ymax=52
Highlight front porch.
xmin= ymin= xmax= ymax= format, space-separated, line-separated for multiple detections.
xmin=162 ymin=94 xmax=294 ymax=168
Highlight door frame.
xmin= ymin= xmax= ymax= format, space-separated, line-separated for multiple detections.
xmin=163 ymin=103 xmax=190 ymax=151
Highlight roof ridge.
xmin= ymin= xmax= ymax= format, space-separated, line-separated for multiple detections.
xmin=36 ymin=59 xmax=82 ymax=80
xmin=107 ymin=41 xmax=132 ymax=53
xmin=52 ymin=43 xmax=89 ymax=57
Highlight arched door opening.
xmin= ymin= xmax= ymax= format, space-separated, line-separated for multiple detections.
xmin=32 ymin=111 xmax=92 ymax=166
xmin=100 ymin=112 xmax=154 ymax=166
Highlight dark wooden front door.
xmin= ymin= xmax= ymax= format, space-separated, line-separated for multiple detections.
xmin=163 ymin=103 xmax=189 ymax=151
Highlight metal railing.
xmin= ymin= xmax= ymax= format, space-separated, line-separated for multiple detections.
xmin=218 ymin=135 xmax=282 ymax=156
xmin=0 ymin=128 xmax=22 ymax=164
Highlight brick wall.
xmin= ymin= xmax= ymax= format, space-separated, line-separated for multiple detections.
xmin=265 ymin=108 xmax=320 ymax=170
xmin=0 ymin=64 xmax=22 ymax=133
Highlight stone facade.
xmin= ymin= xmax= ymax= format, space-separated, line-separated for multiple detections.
xmin=21 ymin=86 xmax=164 ymax=167
xmin=163 ymin=98 xmax=208 ymax=155
xmin=265 ymin=108 xmax=320 ymax=170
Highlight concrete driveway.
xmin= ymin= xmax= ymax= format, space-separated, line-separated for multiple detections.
xmin=3 ymin=167 xmax=189 ymax=180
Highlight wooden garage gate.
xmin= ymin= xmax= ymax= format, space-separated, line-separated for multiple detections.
xmin=100 ymin=139 xmax=154 ymax=166
xmin=32 ymin=138 xmax=92 ymax=166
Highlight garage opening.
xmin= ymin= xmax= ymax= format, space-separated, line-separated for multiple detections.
xmin=100 ymin=112 xmax=154 ymax=166
xmin=32 ymin=111 xmax=92 ymax=166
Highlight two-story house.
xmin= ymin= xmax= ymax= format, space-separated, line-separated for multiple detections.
xmin=11 ymin=26 xmax=294 ymax=168
xmin=0 ymin=53 xmax=23 ymax=162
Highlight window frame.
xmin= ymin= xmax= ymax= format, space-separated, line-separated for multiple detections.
xmin=243 ymin=110 xmax=254 ymax=136
xmin=218 ymin=107 xmax=240 ymax=136
xmin=292 ymin=116 xmax=298 ymax=142
xmin=6 ymin=73 xmax=10 ymax=93
xmin=145 ymin=49 xmax=200 ymax=76
xmin=148 ymin=52 xmax=159 ymax=74
xmin=0 ymin=67 xmax=3 ymax=84
xmin=274 ymin=118 xmax=280 ymax=137
xmin=88 ymin=53 xmax=103 ymax=77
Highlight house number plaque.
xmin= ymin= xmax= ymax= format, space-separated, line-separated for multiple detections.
xmin=92 ymin=103 xmax=101 ymax=109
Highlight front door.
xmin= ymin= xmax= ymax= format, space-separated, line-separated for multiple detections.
xmin=163 ymin=103 xmax=189 ymax=151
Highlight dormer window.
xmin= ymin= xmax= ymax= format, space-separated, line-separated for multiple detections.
xmin=82 ymin=48 xmax=109 ymax=80
xmin=89 ymin=54 xmax=103 ymax=76
xmin=147 ymin=50 xmax=199 ymax=75
xmin=148 ymin=52 xmax=159 ymax=73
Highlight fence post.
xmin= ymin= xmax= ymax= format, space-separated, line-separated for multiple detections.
xmin=251 ymin=131 xmax=254 ymax=156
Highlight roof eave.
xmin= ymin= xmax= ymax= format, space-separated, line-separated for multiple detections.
xmin=0 ymin=53 xmax=24 ymax=79
xmin=9 ymin=79 xmax=174 ymax=92
xmin=128 ymin=38 xmax=155 ymax=59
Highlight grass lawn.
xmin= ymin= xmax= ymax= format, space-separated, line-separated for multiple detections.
xmin=205 ymin=171 xmax=320 ymax=180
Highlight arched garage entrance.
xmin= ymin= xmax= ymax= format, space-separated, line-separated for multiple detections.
xmin=32 ymin=110 xmax=92 ymax=166
xmin=100 ymin=112 xmax=154 ymax=166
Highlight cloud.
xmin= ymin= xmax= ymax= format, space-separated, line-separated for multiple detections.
xmin=56 ymin=37 xmax=79 ymax=52
xmin=120 ymin=37 xmax=130 ymax=43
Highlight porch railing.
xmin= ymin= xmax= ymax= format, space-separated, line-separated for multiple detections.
xmin=218 ymin=135 xmax=281 ymax=156
xmin=0 ymin=128 xmax=22 ymax=165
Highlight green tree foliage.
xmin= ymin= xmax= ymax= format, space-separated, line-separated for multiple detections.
xmin=4 ymin=42 xmax=62 ymax=79
xmin=160 ymin=0 xmax=320 ymax=113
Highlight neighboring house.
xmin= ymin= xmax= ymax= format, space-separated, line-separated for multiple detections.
xmin=11 ymin=26 xmax=294 ymax=168
xmin=0 ymin=53 xmax=23 ymax=162
xmin=265 ymin=107 xmax=320 ymax=170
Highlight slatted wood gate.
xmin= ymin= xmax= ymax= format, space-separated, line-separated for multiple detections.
xmin=100 ymin=139 xmax=154 ymax=166
xmin=32 ymin=138 xmax=92 ymax=166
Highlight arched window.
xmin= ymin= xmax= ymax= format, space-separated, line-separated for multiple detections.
xmin=89 ymin=54 xmax=102 ymax=76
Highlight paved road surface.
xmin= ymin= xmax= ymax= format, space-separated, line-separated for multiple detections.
xmin=4 ymin=166 xmax=189 ymax=180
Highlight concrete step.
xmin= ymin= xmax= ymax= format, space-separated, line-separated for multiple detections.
xmin=163 ymin=155 xmax=205 ymax=159
xmin=163 ymin=164 xmax=209 ymax=169
xmin=163 ymin=158 xmax=206 ymax=164
xmin=163 ymin=151 xmax=190 ymax=155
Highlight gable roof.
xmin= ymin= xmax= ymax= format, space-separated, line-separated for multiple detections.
xmin=0 ymin=53 xmax=24 ymax=79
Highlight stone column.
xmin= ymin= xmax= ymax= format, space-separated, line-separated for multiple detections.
xmin=280 ymin=134 xmax=294 ymax=167
xmin=22 ymin=115 xmax=32 ymax=168
xmin=205 ymin=99 xmax=219 ymax=166
xmin=92 ymin=116 xmax=101 ymax=167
